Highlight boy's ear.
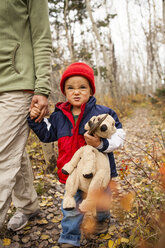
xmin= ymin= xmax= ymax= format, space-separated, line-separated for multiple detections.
xmin=63 ymin=88 xmax=66 ymax=95
xmin=63 ymin=82 xmax=67 ymax=95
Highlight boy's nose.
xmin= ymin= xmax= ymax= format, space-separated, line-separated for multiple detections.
xmin=74 ymin=89 xmax=80 ymax=94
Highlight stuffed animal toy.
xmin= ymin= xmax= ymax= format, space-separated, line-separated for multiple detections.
xmin=62 ymin=114 xmax=116 ymax=217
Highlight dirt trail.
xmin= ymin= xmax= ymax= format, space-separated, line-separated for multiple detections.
xmin=117 ymin=105 xmax=163 ymax=164
xmin=0 ymin=105 xmax=164 ymax=248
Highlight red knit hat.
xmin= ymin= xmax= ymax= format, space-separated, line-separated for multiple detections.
xmin=60 ymin=62 xmax=95 ymax=95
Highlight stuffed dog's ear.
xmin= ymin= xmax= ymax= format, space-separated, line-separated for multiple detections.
xmin=84 ymin=116 xmax=96 ymax=131
xmin=84 ymin=121 xmax=90 ymax=131
xmin=106 ymin=116 xmax=116 ymax=134
xmin=112 ymin=120 xmax=116 ymax=133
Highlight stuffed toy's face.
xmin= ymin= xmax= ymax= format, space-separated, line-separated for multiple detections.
xmin=85 ymin=114 xmax=116 ymax=138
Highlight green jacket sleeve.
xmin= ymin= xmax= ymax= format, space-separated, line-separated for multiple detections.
xmin=27 ymin=0 xmax=52 ymax=96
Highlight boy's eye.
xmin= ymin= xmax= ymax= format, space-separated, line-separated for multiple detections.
xmin=80 ymin=85 xmax=86 ymax=89
xmin=67 ymin=86 xmax=73 ymax=90
xmin=65 ymin=84 xmax=88 ymax=92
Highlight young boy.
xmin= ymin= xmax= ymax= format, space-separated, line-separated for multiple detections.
xmin=28 ymin=62 xmax=125 ymax=247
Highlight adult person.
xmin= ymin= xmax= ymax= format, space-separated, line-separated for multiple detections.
xmin=0 ymin=0 xmax=52 ymax=232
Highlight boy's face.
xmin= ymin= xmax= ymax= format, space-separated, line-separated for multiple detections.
xmin=64 ymin=76 xmax=92 ymax=110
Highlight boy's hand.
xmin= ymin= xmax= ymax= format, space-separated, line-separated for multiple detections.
xmin=30 ymin=104 xmax=41 ymax=120
xmin=84 ymin=131 xmax=101 ymax=148
xmin=29 ymin=95 xmax=49 ymax=122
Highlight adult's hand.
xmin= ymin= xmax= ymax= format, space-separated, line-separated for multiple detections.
xmin=29 ymin=95 xmax=49 ymax=122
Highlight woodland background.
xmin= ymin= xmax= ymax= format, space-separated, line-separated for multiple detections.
xmin=1 ymin=0 xmax=165 ymax=248
xmin=48 ymin=0 xmax=165 ymax=101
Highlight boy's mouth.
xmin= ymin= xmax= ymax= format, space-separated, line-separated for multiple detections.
xmin=73 ymin=97 xmax=80 ymax=101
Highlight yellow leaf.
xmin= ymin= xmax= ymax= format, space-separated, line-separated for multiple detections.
xmin=99 ymin=245 xmax=107 ymax=248
xmin=99 ymin=233 xmax=111 ymax=240
xmin=47 ymin=202 xmax=53 ymax=207
xmin=3 ymin=238 xmax=11 ymax=246
xmin=41 ymin=235 xmax=50 ymax=240
xmin=39 ymin=200 xmax=48 ymax=207
xmin=37 ymin=219 xmax=48 ymax=224
xmin=51 ymin=218 xmax=60 ymax=223
xmin=129 ymin=213 xmax=136 ymax=218
xmin=115 ymin=239 xmax=121 ymax=245
xmin=121 ymin=237 xmax=129 ymax=243
xmin=54 ymin=192 xmax=62 ymax=197
xmin=108 ymin=240 xmax=116 ymax=248
xmin=48 ymin=238 xmax=55 ymax=243
xmin=23 ymin=226 xmax=31 ymax=230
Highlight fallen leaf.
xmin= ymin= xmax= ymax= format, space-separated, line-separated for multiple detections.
xmin=48 ymin=238 xmax=55 ymax=243
xmin=47 ymin=202 xmax=53 ymax=207
xmin=37 ymin=219 xmax=48 ymax=225
xmin=121 ymin=237 xmax=129 ymax=243
xmin=41 ymin=234 xmax=50 ymax=240
xmin=22 ymin=236 xmax=30 ymax=243
xmin=3 ymin=238 xmax=11 ymax=246
xmin=99 ymin=233 xmax=111 ymax=240
xmin=51 ymin=218 xmax=61 ymax=223
xmin=108 ymin=240 xmax=116 ymax=248
xmin=39 ymin=200 xmax=48 ymax=207
xmin=23 ymin=226 xmax=31 ymax=230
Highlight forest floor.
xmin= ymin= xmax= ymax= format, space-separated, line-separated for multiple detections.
xmin=0 ymin=101 xmax=165 ymax=248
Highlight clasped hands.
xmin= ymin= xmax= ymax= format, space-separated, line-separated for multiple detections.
xmin=29 ymin=95 xmax=49 ymax=122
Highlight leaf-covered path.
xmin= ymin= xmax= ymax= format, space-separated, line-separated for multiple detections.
xmin=1 ymin=104 xmax=164 ymax=248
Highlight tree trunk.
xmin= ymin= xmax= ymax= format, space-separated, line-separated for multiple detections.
xmin=104 ymin=0 xmax=117 ymax=81
xmin=41 ymin=142 xmax=57 ymax=173
xmin=93 ymin=40 xmax=101 ymax=94
xmin=163 ymin=0 xmax=165 ymax=29
xmin=126 ymin=0 xmax=135 ymax=95
xmin=85 ymin=0 xmax=117 ymax=98
xmin=64 ymin=0 xmax=74 ymax=61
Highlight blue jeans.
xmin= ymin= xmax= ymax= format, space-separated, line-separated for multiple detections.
xmin=58 ymin=190 xmax=110 ymax=247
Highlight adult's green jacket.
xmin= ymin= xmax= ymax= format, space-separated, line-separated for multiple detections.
xmin=0 ymin=0 xmax=52 ymax=96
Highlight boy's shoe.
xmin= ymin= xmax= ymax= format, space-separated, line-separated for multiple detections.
xmin=7 ymin=209 xmax=40 ymax=231
xmin=94 ymin=218 xmax=110 ymax=235
xmin=60 ymin=244 xmax=77 ymax=248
